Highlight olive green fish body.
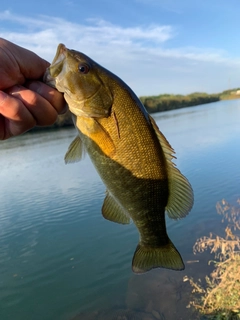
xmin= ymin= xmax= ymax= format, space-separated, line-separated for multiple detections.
xmin=44 ymin=44 xmax=194 ymax=273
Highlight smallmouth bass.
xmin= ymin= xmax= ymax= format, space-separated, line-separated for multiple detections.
xmin=44 ymin=44 xmax=194 ymax=273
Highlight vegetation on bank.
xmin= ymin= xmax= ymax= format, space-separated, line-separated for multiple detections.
xmin=219 ymin=88 xmax=240 ymax=100
xmin=184 ymin=198 xmax=240 ymax=319
xmin=140 ymin=88 xmax=240 ymax=113
xmin=140 ymin=92 xmax=220 ymax=113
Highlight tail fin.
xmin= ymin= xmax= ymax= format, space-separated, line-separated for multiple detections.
xmin=132 ymin=239 xmax=185 ymax=274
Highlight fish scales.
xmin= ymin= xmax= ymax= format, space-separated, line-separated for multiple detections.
xmin=74 ymin=86 xmax=170 ymax=246
xmin=44 ymin=44 xmax=194 ymax=273
xmin=97 ymin=92 xmax=168 ymax=179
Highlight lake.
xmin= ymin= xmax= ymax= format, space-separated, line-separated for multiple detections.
xmin=0 ymin=100 xmax=240 ymax=320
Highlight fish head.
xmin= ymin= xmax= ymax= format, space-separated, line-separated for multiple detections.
xmin=44 ymin=44 xmax=113 ymax=118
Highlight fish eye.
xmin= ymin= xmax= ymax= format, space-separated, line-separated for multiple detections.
xmin=78 ymin=63 xmax=90 ymax=74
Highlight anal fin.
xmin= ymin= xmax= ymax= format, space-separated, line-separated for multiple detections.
xmin=102 ymin=191 xmax=130 ymax=224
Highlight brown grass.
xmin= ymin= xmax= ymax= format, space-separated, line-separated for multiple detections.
xmin=184 ymin=198 xmax=240 ymax=319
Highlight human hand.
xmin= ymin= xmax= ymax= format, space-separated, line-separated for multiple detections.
xmin=0 ymin=38 xmax=66 ymax=140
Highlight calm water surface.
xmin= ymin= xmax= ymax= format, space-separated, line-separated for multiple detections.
xmin=0 ymin=100 xmax=240 ymax=320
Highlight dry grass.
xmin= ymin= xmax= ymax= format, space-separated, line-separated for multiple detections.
xmin=184 ymin=198 xmax=240 ymax=319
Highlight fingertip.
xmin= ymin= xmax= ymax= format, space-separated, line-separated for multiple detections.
xmin=0 ymin=91 xmax=36 ymax=139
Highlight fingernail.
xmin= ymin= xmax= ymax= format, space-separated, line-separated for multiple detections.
xmin=7 ymin=85 xmax=22 ymax=96
xmin=27 ymin=81 xmax=42 ymax=95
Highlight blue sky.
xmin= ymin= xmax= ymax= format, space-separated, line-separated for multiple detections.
xmin=0 ymin=0 xmax=240 ymax=96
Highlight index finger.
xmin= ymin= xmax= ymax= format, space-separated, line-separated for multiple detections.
xmin=0 ymin=38 xmax=49 ymax=89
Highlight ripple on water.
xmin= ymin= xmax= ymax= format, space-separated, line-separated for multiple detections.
xmin=1 ymin=103 xmax=240 ymax=320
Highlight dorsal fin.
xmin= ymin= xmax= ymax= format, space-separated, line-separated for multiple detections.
xmin=149 ymin=115 xmax=194 ymax=219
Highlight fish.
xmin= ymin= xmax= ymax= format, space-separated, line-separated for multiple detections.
xmin=44 ymin=44 xmax=194 ymax=274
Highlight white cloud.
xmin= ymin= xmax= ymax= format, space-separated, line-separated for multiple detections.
xmin=0 ymin=11 xmax=174 ymax=55
xmin=0 ymin=10 xmax=240 ymax=95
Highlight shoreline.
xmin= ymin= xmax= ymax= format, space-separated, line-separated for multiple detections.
xmin=30 ymin=90 xmax=240 ymax=131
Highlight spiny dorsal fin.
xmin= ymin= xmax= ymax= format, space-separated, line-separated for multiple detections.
xmin=149 ymin=115 xmax=194 ymax=219
xmin=64 ymin=135 xmax=86 ymax=164
xmin=102 ymin=191 xmax=130 ymax=224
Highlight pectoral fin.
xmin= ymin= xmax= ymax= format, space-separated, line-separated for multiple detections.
xmin=64 ymin=136 xmax=85 ymax=164
xmin=149 ymin=115 xmax=194 ymax=219
xmin=76 ymin=117 xmax=116 ymax=157
xmin=102 ymin=191 xmax=130 ymax=224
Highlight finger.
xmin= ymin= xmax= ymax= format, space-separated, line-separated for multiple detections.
xmin=0 ymin=38 xmax=49 ymax=89
xmin=26 ymin=81 xmax=67 ymax=114
xmin=0 ymin=90 xmax=36 ymax=139
xmin=0 ymin=38 xmax=49 ymax=80
xmin=7 ymin=85 xmax=59 ymax=126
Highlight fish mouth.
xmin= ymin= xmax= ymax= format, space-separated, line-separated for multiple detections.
xmin=43 ymin=69 xmax=56 ymax=88
xmin=43 ymin=43 xmax=67 ymax=88
xmin=51 ymin=43 xmax=67 ymax=68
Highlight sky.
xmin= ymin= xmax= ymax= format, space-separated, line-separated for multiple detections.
xmin=0 ymin=0 xmax=240 ymax=96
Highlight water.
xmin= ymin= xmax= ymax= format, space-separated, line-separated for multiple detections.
xmin=0 ymin=100 xmax=240 ymax=320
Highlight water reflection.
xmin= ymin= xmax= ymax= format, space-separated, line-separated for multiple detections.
xmin=154 ymin=100 xmax=240 ymax=155
xmin=0 ymin=100 xmax=240 ymax=319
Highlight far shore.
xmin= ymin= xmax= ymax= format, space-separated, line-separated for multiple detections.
xmin=30 ymin=88 xmax=240 ymax=131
